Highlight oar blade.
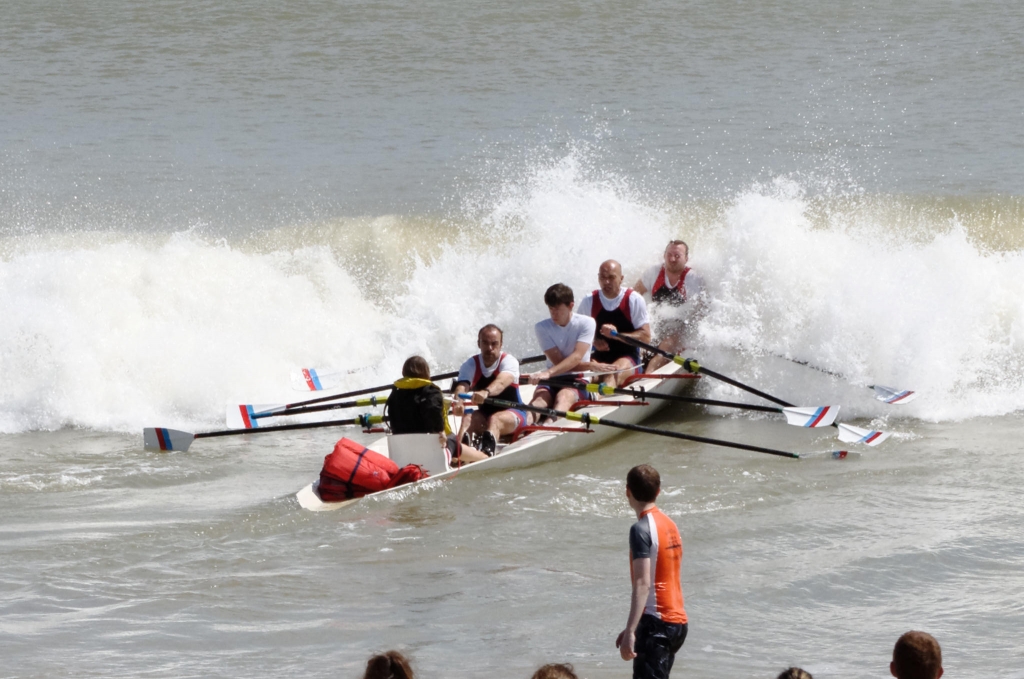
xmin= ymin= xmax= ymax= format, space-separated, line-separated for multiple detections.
xmin=225 ymin=403 xmax=284 ymax=429
xmin=782 ymin=406 xmax=840 ymax=428
xmin=143 ymin=427 xmax=195 ymax=452
xmin=870 ymin=385 xmax=918 ymax=405
xmin=291 ymin=368 xmax=339 ymax=392
xmin=836 ymin=423 xmax=891 ymax=446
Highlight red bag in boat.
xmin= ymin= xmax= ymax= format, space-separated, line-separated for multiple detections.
xmin=318 ymin=437 xmax=398 ymax=501
xmin=388 ymin=464 xmax=429 ymax=488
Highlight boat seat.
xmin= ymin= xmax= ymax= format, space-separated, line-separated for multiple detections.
xmin=387 ymin=433 xmax=450 ymax=475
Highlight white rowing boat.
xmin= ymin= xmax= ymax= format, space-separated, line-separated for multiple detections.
xmin=295 ymin=362 xmax=699 ymax=511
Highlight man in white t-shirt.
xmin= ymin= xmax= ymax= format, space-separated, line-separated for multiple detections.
xmin=450 ymin=324 xmax=528 ymax=460
xmin=527 ymin=283 xmax=597 ymax=413
xmin=577 ymin=259 xmax=652 ymax=388
xmin=634 ymin=240 xmax=707 ymax=371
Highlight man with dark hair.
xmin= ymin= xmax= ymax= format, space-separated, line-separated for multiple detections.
xmin=891 ymin=631 xmax=943 ymax=679
xmin=616 ymin=464 xmax=687 ymax=679
xmin=577 ymin=259 xmax=652 ymax=388
xmin=634 ymin=240 xmax=706 ymax=371
xmin=527 ymin=283 xmax=596 ymax=413
xmin=450 ymin=324 xmax=527 ymax=459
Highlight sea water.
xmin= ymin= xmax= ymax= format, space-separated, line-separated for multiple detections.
xmin=2 ymin=1 xmax=1023 ymax=677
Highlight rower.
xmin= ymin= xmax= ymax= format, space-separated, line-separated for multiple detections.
xmin=577 ymin=259 xmax=651 ymax=388
xmin=527 ymin=283 xmax=596 ymax=413
xmin=450 ymin=324 xmax=528 ymax=459
xmin=633 ymin=240 xmax=707 ymax=371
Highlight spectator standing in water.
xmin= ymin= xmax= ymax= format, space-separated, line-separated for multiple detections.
xmin=616 ymin=464 xmax=688 ymax=679
xmin=363 ymin=650 xmax=414 ymax=679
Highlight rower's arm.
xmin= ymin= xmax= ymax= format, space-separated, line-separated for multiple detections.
xmin=615 ymin=322 xmax=651 ymax=346
xmin=484 ymin=371 xmax=515 ymax=395
xmin=633 ymin=278 xmax=648 ymax=295
xmin=547 ymin=341 xmax=590 ymax=377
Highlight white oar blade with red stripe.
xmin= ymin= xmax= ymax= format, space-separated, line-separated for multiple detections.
xmin=290 ymin=368 xmax=337 ymax=391
xmin=143 ymin=428 xmax=196 ymax=452
xmin=782 ymin=406 xmax=840 ymax=428
xmin=837 ymin=423 xmax=891 ymax=446
xmin=225 ymin=403 xmax=284 ymax=429
xmin=870 ymin=385 xmax=918 ymax=405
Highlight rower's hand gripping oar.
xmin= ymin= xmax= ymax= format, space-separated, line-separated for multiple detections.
xmin=485 ymin=398 xmax=845 ymax=460
xmin=143 ymin=414 xmax=387 ymax=452
xmin=609 ymin=331 xmax=892 ymax=446
xmin=577 ymin=382 xmax=841 ymax=428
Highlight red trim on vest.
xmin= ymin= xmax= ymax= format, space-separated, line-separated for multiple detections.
xmin=652 ymin=267 xmax=690 ymax=301
xmin=471 ymin=352 xmax=507 ymax=389
xmin=589 ymin=289 xmax=634 ymax=325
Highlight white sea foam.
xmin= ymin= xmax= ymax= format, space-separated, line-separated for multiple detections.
xmin=1 ymin=162 xmax=1021 ymax=433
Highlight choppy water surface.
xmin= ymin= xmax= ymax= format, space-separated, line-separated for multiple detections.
xmin=2 ymin=0 xmax=1023 ymax=677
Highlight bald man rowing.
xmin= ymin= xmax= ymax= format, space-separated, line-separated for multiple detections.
xmin=577 ymin=259 xmax=652 ymax=388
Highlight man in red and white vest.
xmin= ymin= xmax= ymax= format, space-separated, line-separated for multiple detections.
xmin=578 ymin=260 xmax=652 ymax=388
xmin=450 ymin=324 xmax=529 ymax=460
xmin=634 ymin=240 xmax=707 ymax=371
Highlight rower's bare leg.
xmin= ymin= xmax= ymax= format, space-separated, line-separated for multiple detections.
xmin=529 ymin=388 xmax=554 ymax=424
xmin=648 ymin=334 xmax=685 ymax=371
xmin=599 ymin=357 xmax=639 ymax=389
xmin=553 ymin=386 xmax=580 ymax=413
xmin=487 ymin=410 xmax=521 ymax=443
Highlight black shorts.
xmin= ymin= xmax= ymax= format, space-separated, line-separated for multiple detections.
xmin=633 ymin=614 xmax=687 ymax=679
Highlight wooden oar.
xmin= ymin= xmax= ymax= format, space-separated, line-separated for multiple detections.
xmin=230 ymin=353 xmax=549 ymax=425
xmin=485 ymin=398 xmax=808 ymax=459
xmin=143 ymin=414 xmax=386 ymax=452
xmin=608 ymin=331 xmax=892 ymax=446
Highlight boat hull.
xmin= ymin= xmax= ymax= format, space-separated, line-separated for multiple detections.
xmin=296 ymin=363 xmax=697 ymax=511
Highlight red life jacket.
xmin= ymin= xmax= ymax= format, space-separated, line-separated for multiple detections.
xmin=651 ymin=267 xmax=690 ymax=306
xmin=318 ymin=437 xmax=430 ymax=501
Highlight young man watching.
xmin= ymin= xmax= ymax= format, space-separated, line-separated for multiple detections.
xmin=616 ymin=464 xmax=688 ymax=679
xmin=527 ymin=283 xmax=596 ymax=414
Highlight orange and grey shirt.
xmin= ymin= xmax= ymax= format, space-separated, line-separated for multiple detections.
xmin=629 ymin=507 xmax=687 ymax=624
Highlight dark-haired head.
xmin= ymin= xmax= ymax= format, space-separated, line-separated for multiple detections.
xmin=777 ymin=668 xmax=813 ymax=679
xmin=891 ymin=631 xmax=943 ymax=679
xmin=544 ymin=283 xmax=575 ymax=307
xmin=364 ymin=650 xmax=414 ymax=679
xmin=401 ymin=356 xmax=431 ymax=380
xmin=626 ymin=464 xmax=661 ymax=503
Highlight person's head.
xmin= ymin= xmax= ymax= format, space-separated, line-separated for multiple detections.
xmin=664 ymin=240 xmax=689 ymax=274
xmin=544 ymin=283 xmax=575 ymax=327
xmin=477 ymin=324 xmax=504 ymax=364
xmin=597 ymin=259 xmax=624 ymax=298
xmin=626 ymin=464 xmax=661 ymax=504
xmin=891 ymin=631 xmax=943 ymax=679
xmin=777 ymin=669 xmax=813 ymax=679
xmin=364 ymin=650 xmax=414 ymax=679
xmin=401 ymin=356 xmax=431 ymax=380
xmin=531 ymin=663 xmax=578 ymax=679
